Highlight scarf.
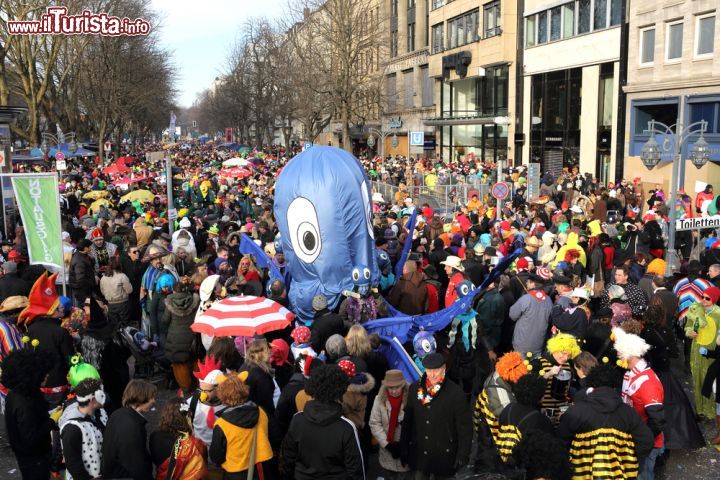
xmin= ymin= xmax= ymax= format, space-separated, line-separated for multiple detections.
xmin=386 ymin=390 xmax=403 ymax=443
xmin=417 ymin=375 xmax=444 ymax=405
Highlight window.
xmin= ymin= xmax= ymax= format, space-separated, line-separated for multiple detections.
xmin=550 ymin=7 xmax=561 ymax=41
xmin=408 ymin=22 xmax=416 ymax=52
xmin=633 ymin=103 xmax=677 ymax=135
xmin=690 ymin=101 xmax=719 ymax=134
xmin=484 ymin=2 xmax=501 ymax=37
xmin=666 ymin=21 xmax=683 ymax=61
xmin=598 ymin=64 xmax=614 ymax=128
xmin=432 ymin=23 xmax=444 ymax=53
xmin=526 ymin=15 xmax=536 ymax=46
xmin=610 ymin=0 xmax=622 ymax=26
xmin=404 ymin=70 xmax=414 ymax=109
xmin=563 ymin=3 xmax=575 ymax=38
xmin=408 ymin=0 xmax=415 ymax=8
xmin=431 ymin=0 xmax=443 ymax=10
xmin=391 ymin=0 xmax=398 ymax=17
xmin=386 ymin=74 xmax=397 ymax=112
xmin=594 ymin=0 xmax=607 ymax=30
xmin=448 ymin=10 xmax=478 ymax=49
xmin=452 ymin=77 xmax=477 ymax=115
xmin=421 ymin=66 xmax=433 ymax=107
xmin=695 ymin=14 xmax=715 ymax=58
xmin=391 ymin=30 xmax=398 ymax=58
xmin=538 ymin=11 xmax=548 ymax=43
xmin=578 ymin=0 xmax=591 ymax=34
xmin=640 ymin=26 xmax=655 ymax=65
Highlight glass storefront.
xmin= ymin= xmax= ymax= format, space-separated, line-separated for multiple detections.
xmin=438 ymin=64 xmax=509 ymax=162
xmin=529 ymin=67 xmax=582 ymax=177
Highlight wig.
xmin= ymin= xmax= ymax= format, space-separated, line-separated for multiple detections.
xmin=1 ymin=348 xmax=54 ymax=396
xmin=495 ymin=352 xmax=530 ymax=384
xmin=546 ymin=333 xmax=581 ymax=359
xmin=585 ymin=363 xmax=623 ymax=390
xmin=513 ymin=431 xmax=572 ymax=480
xmin=511 ymin=374 xmax=547 ymax=407
xmin=612 ymin=327 xmax=650 ymax=360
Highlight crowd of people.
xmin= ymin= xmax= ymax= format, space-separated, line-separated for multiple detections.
xmin=0 ymin=140 xmax=719 ymax=480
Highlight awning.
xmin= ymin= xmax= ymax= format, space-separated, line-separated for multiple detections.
xmin=423 ymin=116 xmax=499 ymax=127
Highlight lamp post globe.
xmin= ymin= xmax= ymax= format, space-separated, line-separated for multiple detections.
xmin=690 ymin=134 xmax=711 ymax=169
xmin=40 ymin=138 xmax=49 ymax=156
xmin=367 ymin=135 xmax=375 ymax=148
xmin=68 ymin=139 xmax=78 ymax=154
xmin=640 ymin=136 xmax=662 ymax=170
xmin=391 ymin=133 xmax=399 ymax=148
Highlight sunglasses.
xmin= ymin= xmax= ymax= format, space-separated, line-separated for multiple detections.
xmin=704 ymin=296 xmax=713 ymax=301
xmin=129 ymin=250 xmax=139 ymax=254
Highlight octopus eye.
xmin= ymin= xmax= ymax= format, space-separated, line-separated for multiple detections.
xmin=352 ymin=268 xmax=361 ymax=282
xmin=363 ymin=268 xmax=371 ymax=280
xmin=287 ymin=197 xmax=322 ymax=264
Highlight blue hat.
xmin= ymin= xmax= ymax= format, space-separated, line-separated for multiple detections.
xmin=156 ymin=274 xmax=175 ymax=292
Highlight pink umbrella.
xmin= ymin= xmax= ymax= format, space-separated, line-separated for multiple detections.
xmin=191 ymin=296 xmax=294 ymax=337
xmin=103 ymin=163 xmax=131 ymax=175
xmin=218 ymin=167 xmax=252 ymax=179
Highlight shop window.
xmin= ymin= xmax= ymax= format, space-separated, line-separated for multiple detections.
xmin=633 ymin=102 xmax=677 ymax=135
xmin=690 ymin=101 xmax=719 ymax=134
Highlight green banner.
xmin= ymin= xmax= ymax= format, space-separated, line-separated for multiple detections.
xmin=11 ymin=175 xmax=63 ymax=268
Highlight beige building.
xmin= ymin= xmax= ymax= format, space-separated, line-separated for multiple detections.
xmin=520 ymin=0 xmax=622 ymax=183
xmin=380 ymin=0 xmax=436 ymax=158
xmin=623 ymin=0 xmax=720 ymax=187
xmin=423 ymin=0 xmax=518 ymax=164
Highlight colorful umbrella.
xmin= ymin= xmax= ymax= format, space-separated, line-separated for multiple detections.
xmin=88 ymin=198 xmax=112 ymax=213
xmin=218 ymin=168 xmax=252 ymax=179
xmin=116 ymin=156 xmax=137 ymax=166
xmin=121 ymin=189 xmax=155 ymax=203
xmin=82 ymin=190 xmax=110 ymax=200
xmin=103 ymin=163 xmax=131 ymax=175
xmin=191 ymin=296 xmax=293 ymax=337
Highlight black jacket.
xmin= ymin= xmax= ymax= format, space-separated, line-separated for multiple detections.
xmin=0 ymin=273 xmax=30 ymax=301
xmin=4 ymin=390 xmax=54 ymax=462
xmin=163 ymin=291 xmax=200 ymax=363
xmin=276 ymin=373 xmax=305 ymax=435
xmin=557 ymin=386 xmax=654 ymax=479
xmin=280 ymin=400 xmax=364 ymax=480
xmin=239 ymin=364 xmax=276 ymax=416
xmin=400 ymin=377 xmax=472 ymax=476
xmin=310 ymin=309 xmax=346 ymax=354
xmin=27 ymin=316 xmax=74 ymax=388
xmin=550 ymin=303 xmax=588 ymax=340
xmin=69 ymin=250 xmax=96 ymax=292
xmin=101 ymin=407 xmax=153 ymax=480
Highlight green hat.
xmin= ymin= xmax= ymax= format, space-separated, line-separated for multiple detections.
xmin=558 ymin=222 xmax=570 ymax=234
xmin=68 ymin=354 xmax=100 ymax=387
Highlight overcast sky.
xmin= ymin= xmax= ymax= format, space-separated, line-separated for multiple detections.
xmin=152 ymin=0 xmax=286 ymax=108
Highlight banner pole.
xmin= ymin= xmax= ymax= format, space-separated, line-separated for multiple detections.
xmin=54 ymin=176 xmax=67 ymax=297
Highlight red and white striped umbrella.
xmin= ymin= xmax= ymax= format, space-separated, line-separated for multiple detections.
xmin=218 ymin=167 xmax=252 ymax=179
xmin=191 ymin=295 xmax=293 ymax=337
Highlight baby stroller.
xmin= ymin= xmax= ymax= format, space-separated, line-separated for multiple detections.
xmin=118 ymin=325 xmax=171 ymax=378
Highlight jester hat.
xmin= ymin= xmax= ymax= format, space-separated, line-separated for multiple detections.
xmin=19 ymin=272 xmax=60 ymax=326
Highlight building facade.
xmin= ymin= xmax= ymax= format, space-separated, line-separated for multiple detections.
xmin=425 ymin=0 xmax=518 ymax=164
xmin=520 ymin=0 xmax=623 ymax=183
xmin=380 ymin=0 xmax=436 ymax=158
xmin=624 ymin=0 xmax=720 ymax=186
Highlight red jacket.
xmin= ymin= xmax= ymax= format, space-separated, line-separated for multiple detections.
xmin=426 ymin=283 xmax=439 ymax=313
xmin=445 ymin=271 xmax=465 ymax=307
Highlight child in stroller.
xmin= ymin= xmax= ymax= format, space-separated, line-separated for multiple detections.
xmin=118 ymin=326 xmax=171 ymax=378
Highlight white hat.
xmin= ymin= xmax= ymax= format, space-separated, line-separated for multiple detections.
xmin=612 ymin=327 xmax=650 ymax=361
xmin=199 ymin=274 xmax=221 ymax=302
xmin=440 ymin=256 xmax=465 ymax=272
xmin=372 ymin=192 xmax=385 ymax=203
xmin=570 ymin=205 xmax=583 ymax=214
xmin=179 ymin=217 xmax=191 ymax=228
xmin=199 ymin=369 xmax=224 ymax=385
xmin=62 ymin=231 xmax=71 ymax=240
xmin=571 ymin=287 xmax=589 ymax=301
xmin=404 ymin=197 xmax=413 ymax=204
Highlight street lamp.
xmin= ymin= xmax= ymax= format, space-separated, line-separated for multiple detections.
xmin=40 ymin=131 xmax=78 ymax=159
xmin=367 ymin=135 xmax=375 ymax=148
xmin=639 ymin=118 xmax=709 ymax=275
xmin=367 ymin=128 xmax=393 ymax=160
xmin=391 ymin=134 xmax=399 ymax=148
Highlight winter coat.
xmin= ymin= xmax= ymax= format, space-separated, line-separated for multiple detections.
xmin=400 ymin=377 xmax=472 ymax=477
xmin=388 ymin=271 xmax=428 ymax=315
xmin=369 ymin=384 xmax=411 ymax=473
xmin=4 ymin=390 xmax=54 ymax=464
xmin=495 ymin=402 xmax=554 ymax=462
xmin=27 ymin=316 xmax=74 ymax=388
xmin=69 ymin=250 xmax=96 ymax=292
xmin=99 ymin=272 xmax=133 ymax=304
xmin=474 ymin=288 xmax=505 ymax=351
xmin=133 ymin=219 xmax=153 ymax=249
xmin=557 ymin=386 xmax=654 ymax=479
xmin=163 ymin=291 xmax=200 ymax=363
xmin=239 ymin=364 xmax=277 ymax=416
xmin=310 ymin=309 xmax=346 ymax=354
xmin=342 ymin=372 xmax=376 ymax=429
xmin=210 ymin=402 xmax=273 ymax=475
xmin=550 ymin=303 xmax=588 ymax=340
xmin=0 ymin=273 xmax=29 ymax=301
xmin=101 ymin=407 xmax=153 ymax=480
xmin=509 ymin=290 xmax=552 ymax=356
xmin=280 ymin=400 xmax=364 ymax=480
xmin=276 ymin=373 xmax=305 ymax=435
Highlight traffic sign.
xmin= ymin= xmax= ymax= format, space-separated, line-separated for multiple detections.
xmin=303 ymin=142 xmax=312 ymax=151
xmin=55 ymin=152 xmax=65 ymax=162
xmin=410 ymin=131 xmax=425 ymax=146
xmin=168 ymin=208 xmax=178 ymax=221
xmin=104 ymin=141 xmax=111 ymax=152
xmin=492 ymin=182 xmax=510 ymax=200
xmin=56 ymin=160 xmax=67 ymax=170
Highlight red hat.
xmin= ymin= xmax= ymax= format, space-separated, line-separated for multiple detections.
xmin=705 ymin=286 xmax=720 ymax=305
xmin=338 ymin=359 xmax=356 ymax=378
xmin=516 ymin=257 xmax=529 ymax=271
xmin=291 ymin=326 xmax=311 ymax=345
xmin=270 ymin=339 xmax=290 ymax=367
xmin=18 ymin=271 xmax=59 ymax=326
xmin=7 ymin=250 xmax=22 ymax=261
xmin=91 ymin=227 xmax=104 ymax=239
xmin=633 ymin=177 xmax=641 ymax=183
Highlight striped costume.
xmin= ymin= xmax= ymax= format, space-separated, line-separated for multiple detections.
xmin=673 ymin=276 xmax=710 ymax=323
xmin=539 ymin=356 xmax=573 ymax=425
